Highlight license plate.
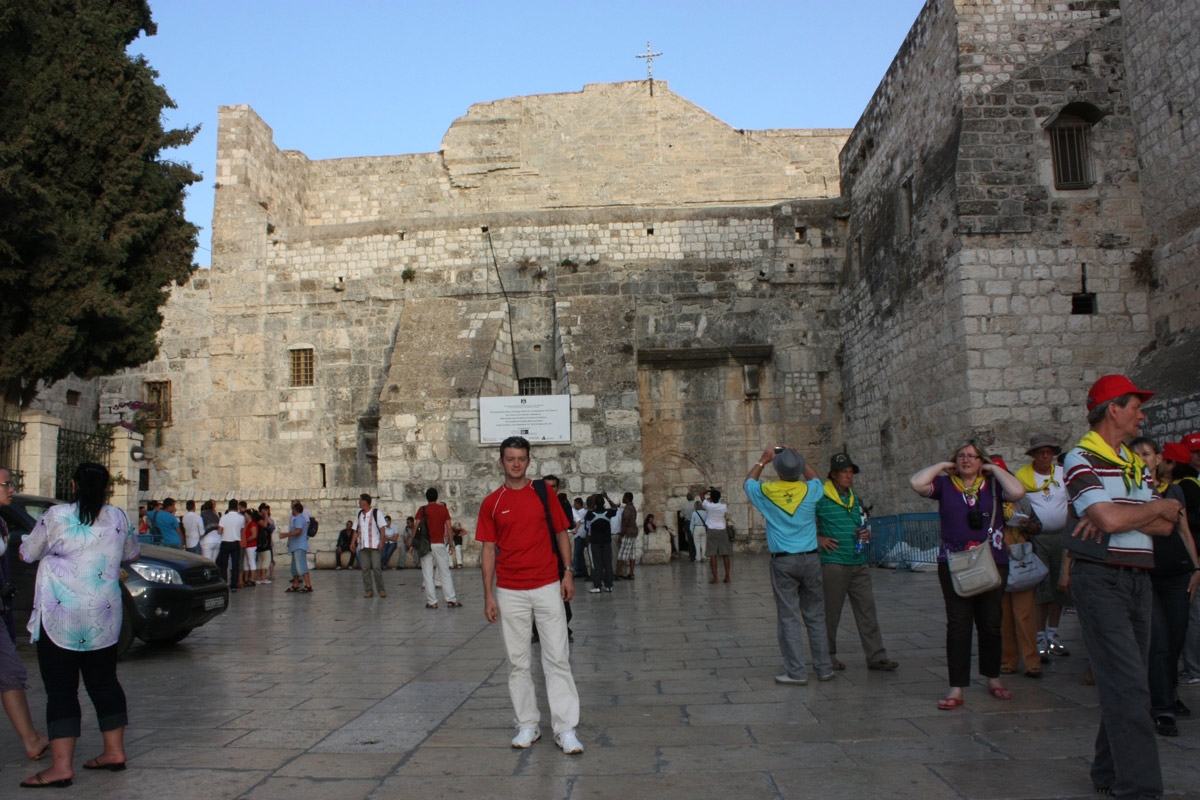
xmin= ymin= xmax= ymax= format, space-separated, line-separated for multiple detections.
xmin=204 ymin=596 xmax=226 ymax=611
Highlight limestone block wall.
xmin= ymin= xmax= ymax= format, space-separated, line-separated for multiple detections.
xmin=1120 ymin=0 xmax=1200 ymax=338
xmin=26 ymin=375 xmax=101 ymax=434
xmin=953 ymin=17 xmax=1149 ymax=461
xmin=212 ymin=106 xmax=308 ymax=271
xmin=957 ymin=243 xmax=1147 ymax=456
xmin=957 ymin=21 xmax=1137 ymax=239
xmin=437 ymin=82 xmax=846 ymax=210
xmin=839 ymin=1 xmax=1149 ymax=514
xmin=210 ymin=85 xmax=847 ymax=235
xmin=952 ymin=0 xmax=1122 ymax=95
xmin=113 ymin=195 xmax=844 ymax=558
xmin=840 ymin=0 xmax=969 ymax=514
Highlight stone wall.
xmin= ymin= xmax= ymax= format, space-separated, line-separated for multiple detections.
xmin=840 ymin=3 xmax=1149 ymax=513
xmin=225 ymin=83 xmax=849 ymax=234
xmin=89 ymin=3 xmax=1200 ymax=551
xmin=952 ymin=0 xmax=1121 ymax=95
xmin=1120 ymin=0 xmax=1200 ymax=442
xmin=956 ymin=17 xmax=1148 ymax=460
xmin=101 ymin=90 xmax=850 ymax=557
xmin=839 ymin=0 xmax=971 ymax=514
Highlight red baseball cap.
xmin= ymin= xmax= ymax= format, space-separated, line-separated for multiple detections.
xmin=1182 ymin=433 xmax=1200 ymax=452
xmin=1162 ymin=442 xmax=1193 ymax=464
xmin=1085 ymin=374 xmax=1155 ymax=411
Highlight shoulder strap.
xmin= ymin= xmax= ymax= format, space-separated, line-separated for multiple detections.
xmin=531 ymin=480 xmax=558 ymax=557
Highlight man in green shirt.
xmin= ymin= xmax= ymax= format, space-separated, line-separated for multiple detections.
xmin=816 ymin=453 xmax=898 ymax=672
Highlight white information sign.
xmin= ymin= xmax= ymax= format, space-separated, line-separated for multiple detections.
xmin=479 ymin=395 xmax=572 ymax=444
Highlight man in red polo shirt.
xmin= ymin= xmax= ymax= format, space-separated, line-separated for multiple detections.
xmin=477 ymin=436 xmax=583 ymax=755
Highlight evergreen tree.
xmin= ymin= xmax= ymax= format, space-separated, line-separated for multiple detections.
xmin=0 ymin=0 xmax=200 ymax=405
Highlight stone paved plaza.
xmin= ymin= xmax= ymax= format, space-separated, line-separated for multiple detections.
xmin=2 ymin=555 xmax=1198 ymax=799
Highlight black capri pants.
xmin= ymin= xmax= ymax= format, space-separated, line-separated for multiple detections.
xmin=37 ymin=628 xmax=128 ymax=740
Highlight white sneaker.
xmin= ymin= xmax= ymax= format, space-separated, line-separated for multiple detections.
xmin=589 ymin=587 xmax=601 ymax=594
xmin=511 ymin=727 xmax=540 ymax=749
xmin=555 ymin=730 xmax=584 ymax=754
xmin=775 ymin=673 xmax=808 ymax=686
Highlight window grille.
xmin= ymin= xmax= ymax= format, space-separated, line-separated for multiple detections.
xmin=144 ymin=381 xmax=171 ymax=425
xmin=1049 ymin=117 xmax=1095 ymax=189
xmin=0 ymin=418 xmax=26 ymax=491
xmin=55 ymin=427 xmax=113 ymax=500
xmin=290 ymin=348 xmax=315 ymax=387
xmin=519 ymin=377 xmax=553 ymax=396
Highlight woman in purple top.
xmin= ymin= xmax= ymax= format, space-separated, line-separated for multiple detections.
xmin=19 ymin=463 xmax=138 ymax=787
xmin=910 ymin=441 xmax=1025 ymax=710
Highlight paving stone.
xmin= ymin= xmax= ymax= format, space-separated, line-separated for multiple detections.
xmin=1 ymin=559 xmax=1197 ymax=799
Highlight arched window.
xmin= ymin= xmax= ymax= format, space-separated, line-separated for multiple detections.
xmin=1044 ymin=102 xmax=1106 ymax=190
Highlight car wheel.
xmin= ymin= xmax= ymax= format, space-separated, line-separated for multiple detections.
xmin=148 ymin=628 xmax=193 ymax=646
xmin=116 ymin=612 xmax=135 ymax=657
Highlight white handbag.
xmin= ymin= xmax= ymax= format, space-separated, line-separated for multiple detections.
xmin=948 ymin=541 xmax=1003 ymax=597
xmin=1005 ymin=541 xmax=1049 ymax=593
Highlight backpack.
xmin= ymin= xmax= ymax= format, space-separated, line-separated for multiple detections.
xmin=306 ymin=517 xmax=319 ymax=538
xmin=413 ymin=515 xmax=431 ymax=557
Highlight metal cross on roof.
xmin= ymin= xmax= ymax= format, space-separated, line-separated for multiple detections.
xmin=636 ymin=41 xmax=663 ymax=95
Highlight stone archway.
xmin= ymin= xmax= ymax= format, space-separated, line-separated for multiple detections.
xmin=638 ymin=445 xmax=711 ymax=564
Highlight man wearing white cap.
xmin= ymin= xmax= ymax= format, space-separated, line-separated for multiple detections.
xmin=1015 ymin=433 xmax=1072 ymax=660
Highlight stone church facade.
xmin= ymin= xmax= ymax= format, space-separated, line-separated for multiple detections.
xmin=93 ymin=0 xmax=1199 ymax=557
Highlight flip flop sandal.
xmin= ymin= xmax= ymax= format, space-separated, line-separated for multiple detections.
xmin=988 ymin=686 xmax=1013 ymax=700
xmin=937 ymin=696 xmax=965 ymax=710
xmin=21 ymin=771 xmax=73 ymax=788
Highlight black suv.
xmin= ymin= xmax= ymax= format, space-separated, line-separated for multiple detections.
xmin=2 ymin=495 xmax=229 ymax=656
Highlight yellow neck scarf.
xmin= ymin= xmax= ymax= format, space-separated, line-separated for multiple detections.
xmin=1077 ymin=430 xmax=1147 ymax=493
xmin=1015 ymin=464 xmax=1060 ymax=494
xmin=950 ymin=474 xmax=984 ymax=502
xmin=822 ymin=480 xmax=855 ymax=514
xmin=761 ymin=480 xmax=810 ymax=515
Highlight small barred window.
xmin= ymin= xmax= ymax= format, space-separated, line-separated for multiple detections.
xmin=519 ymin=377 xmax=552 ymax=396
xmin=289 ymin=348 xmax=315 ymax=387
xmin=144 ymin=381 xmax=171 ymax=425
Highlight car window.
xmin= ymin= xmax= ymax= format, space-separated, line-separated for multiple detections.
xmin=17 ymin=501 xmax=54 ymax=520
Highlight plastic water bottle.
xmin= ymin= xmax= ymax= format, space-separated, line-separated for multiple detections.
xmin=854 ymin=524 xmax=869 ymax=554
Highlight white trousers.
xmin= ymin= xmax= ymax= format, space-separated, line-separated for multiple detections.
xmin=693 ymin=526 xmax=707 ymax=560
xmin=496 ymin=582 xmax=580 ymax=735
xmin=421 ymin=544 xmax=457 ymax=604
xmin=200 ymin=533 xmax=220 ymax=562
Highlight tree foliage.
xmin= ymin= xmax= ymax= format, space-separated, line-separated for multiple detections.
xmin=0 ymin=0 xmax=200 ymax=404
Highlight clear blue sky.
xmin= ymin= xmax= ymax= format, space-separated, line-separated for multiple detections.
xmin=133 ymin=0 xmax=928 ymax=265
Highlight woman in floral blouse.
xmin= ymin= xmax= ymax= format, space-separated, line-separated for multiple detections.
xmin=19 ymin=462 xmax=138 ymax=788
